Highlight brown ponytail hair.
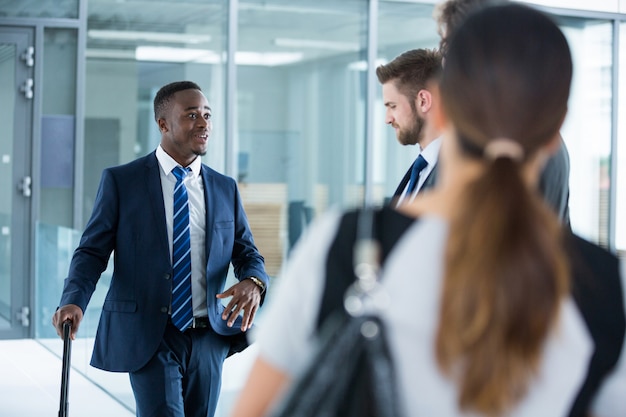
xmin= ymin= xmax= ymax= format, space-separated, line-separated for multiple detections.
xmin=436 ymin=4 xmax=572 ymax=415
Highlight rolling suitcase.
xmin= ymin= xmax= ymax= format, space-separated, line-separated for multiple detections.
xmin=58 ymin=320 xmax=72 ymax=417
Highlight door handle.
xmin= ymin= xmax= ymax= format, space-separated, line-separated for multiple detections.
xmin=20 ymin=46 xmax=34 ymax=67
xmin=17 ymin=176 xmax=31 ymax=197
xmin=16 ymin=306 xmax=30 ymax=327
xmin=20 ymin=78 xmax=33 ymax=99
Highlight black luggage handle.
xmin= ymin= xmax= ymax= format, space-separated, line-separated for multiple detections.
xmin=59 ymin=320 xmax=72 ymax=417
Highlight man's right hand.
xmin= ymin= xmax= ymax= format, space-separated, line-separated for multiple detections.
xmin=52 ymin=304 xmax=83 ymax=340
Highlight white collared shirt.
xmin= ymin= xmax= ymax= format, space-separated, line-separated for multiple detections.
xmin=156 ymin=145 xmax=208 ymax=317
xmin=397 ymin=137 xmax=442 ymax=207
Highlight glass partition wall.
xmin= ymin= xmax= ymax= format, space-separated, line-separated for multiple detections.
xmin=617 ymin=22 xmax=626 ymax=257
xmin=10 ymin=0 xmax=623 ymax=415
xmin=236 ymin=0 xmax=369 ymax=276
xmin=374 ymin=1 xmax=439 ymax=203
xmin=558 ymin=17 xmax=614 ymax=246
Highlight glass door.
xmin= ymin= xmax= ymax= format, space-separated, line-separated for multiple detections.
xmin=0 ymin=27 xmax=34 ymax=339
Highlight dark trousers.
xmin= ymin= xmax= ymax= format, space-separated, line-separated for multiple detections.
xmin=129 ymin=321 xmax=230 ymax=417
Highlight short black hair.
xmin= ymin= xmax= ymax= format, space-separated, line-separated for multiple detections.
xmin=153 ymin=81 xmax=202 ymax=121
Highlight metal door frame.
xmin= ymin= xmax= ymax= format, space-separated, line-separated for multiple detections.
xmin=0 ymin=26 xmax=34 ymax=339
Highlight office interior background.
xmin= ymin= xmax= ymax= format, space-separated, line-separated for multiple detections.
xmin=1 ymin=0 xmax=626 ymax=414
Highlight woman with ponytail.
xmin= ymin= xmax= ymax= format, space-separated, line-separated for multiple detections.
xmin=231 ymin=4 xmax=625 ymax=417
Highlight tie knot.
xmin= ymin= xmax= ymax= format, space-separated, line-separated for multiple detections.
xmin=414 ymin=154 xmax=428 ymax=172
xmin=172 ymin=166 xmax=190 ymax=182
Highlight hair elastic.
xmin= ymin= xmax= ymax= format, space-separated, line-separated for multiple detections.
xmin=483 ymin=138 xmax=524 ymax=162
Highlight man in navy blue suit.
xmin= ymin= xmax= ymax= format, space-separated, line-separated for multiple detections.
xmin=52 ymin=81 xmax=269 ymax=417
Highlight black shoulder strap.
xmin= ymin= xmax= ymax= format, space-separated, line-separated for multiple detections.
xmin=315 ymin=207 xmax=415 ymax=331
xmin=566 ymin=232 xmax=626 ymax=417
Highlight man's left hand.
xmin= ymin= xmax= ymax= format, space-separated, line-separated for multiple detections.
xmin=216 ymin=279 xmax=262 ymax=331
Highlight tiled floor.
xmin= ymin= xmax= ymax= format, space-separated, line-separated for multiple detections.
xmin=0 ymin=338 xmax=258 ymax=417
xmin=0 ymin=339 xmax=134 ymax=417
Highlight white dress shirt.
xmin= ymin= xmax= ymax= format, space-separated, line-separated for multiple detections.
xmin=156 ymin=145 xmax=208 ymax=317
xmin=397 ymin=137 xmax=442 ymax=206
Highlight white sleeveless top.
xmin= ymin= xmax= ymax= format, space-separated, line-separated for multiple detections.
xmin=253 ymin=209 xmax=623 ymax=416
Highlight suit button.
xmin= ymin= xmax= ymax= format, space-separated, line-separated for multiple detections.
xmin=164 ymin=273 xmax=171 ymax=280
xmin=160 ymin=307 xmax=168 ymax=313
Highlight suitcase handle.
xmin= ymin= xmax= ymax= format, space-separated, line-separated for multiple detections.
xmin=59 ymin=320 xmax=72 ymax=417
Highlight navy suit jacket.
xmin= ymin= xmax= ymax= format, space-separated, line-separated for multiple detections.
xmin=59 ymin=151 xmax=269 ymax=372
xmin=392 ymin=157 xmax=438 ymax=198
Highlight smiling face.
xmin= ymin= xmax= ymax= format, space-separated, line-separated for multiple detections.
xmin=382 ymin=81 xmax=424 ymax=146
xmin=158 ymin=88 xmax=212 ymax=167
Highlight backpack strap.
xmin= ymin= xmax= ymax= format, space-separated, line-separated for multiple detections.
xmin=316 ymin=208 xmax=625 ymax=416
xmin=566 ymin=232 xmax=625 ymax=416
xmin=316 ymin=207 xmax=415 ymax=331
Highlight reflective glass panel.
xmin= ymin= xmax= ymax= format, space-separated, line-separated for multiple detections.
xmin=374 ymin=0 xmax=438 ymax=205
xmin=617 ymin=22 xmax=626 ymax=256
xmin=557 ymin=18 xmax=613 ymax=246
xmin=40 ymin=28 xmax=77 ymax=228
xmin=0 ymin=42 xmax=15 ymax=324
xmin=0 ymin=0 xmax=78 ymax=19
xmin=236 ymin=0 xmax=369 ymax=275
xmin=84 ymin=0 xmax=227 ymax=227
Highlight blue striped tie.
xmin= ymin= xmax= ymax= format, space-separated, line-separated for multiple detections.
xmin=171 ymin=166 xmax=193 ymax=331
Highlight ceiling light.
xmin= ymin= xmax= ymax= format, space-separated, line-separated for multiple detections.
xmin=86 ymin=49 xmax=136 ymax=60
xmin=88 ymin=30 xmax=211 ymax=44
xmin=348 ymin=59 xmax=388 ymax=71
xmin=135 ymin=46 xmax=303 ymax=66
xmin=136 ymin=46 xmax=220 ymax=63
xmin=239 ymin=3 xmax=357 ymax=16
xmin=236 ymin=51 xmax=303 ymax=66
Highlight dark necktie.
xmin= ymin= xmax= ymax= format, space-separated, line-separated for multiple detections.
xmin=171 ymin=166 xmax=193 ymax=331
xmin=406 ymin=154 xmax=428 ymax=194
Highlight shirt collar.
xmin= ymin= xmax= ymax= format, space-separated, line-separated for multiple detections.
xmin=156 ymin=145 xmax=202 ymax=178
xmin=419 ymin=137 xmax=442 ymax=166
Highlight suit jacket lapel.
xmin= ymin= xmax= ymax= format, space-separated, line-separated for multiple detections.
xmin=393 ymin=158 xmax=439 ymax=199
xmin=200 ymin=165 xmax=214 ymax=257
xmin=420 ymin=162 xmax=438 ymax=193
xmin=393 ymin=164 xmax=413 ymax=197
xmin=200 ymin=165 xmax=241 ymax=335
xmin=144 ymin=152 xmax=169 ymax=259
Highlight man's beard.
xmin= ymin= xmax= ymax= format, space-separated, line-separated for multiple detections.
xmin=397 ymin=112 xmax=424 ymax=146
